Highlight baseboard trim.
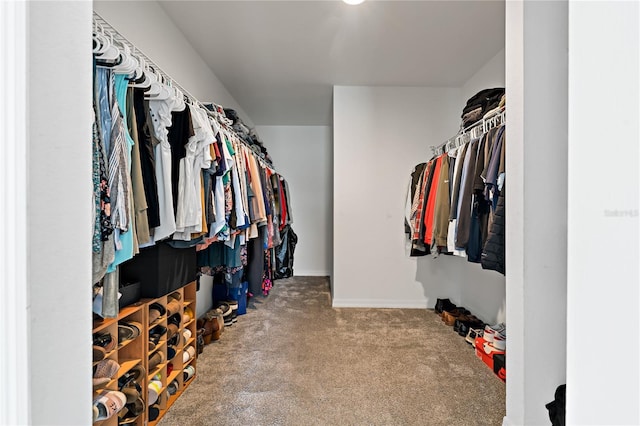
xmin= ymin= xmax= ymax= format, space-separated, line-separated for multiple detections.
xmin=294 ymin=271 xmax=330 ymax=277
xmin=502 ymin=416 xmax=512 ymax=426
xmin=331 ymin=298 xmax=428 ymax=309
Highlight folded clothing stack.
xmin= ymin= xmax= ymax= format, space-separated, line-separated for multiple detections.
xmin=461 ymin=88 xmax=505 ymax=128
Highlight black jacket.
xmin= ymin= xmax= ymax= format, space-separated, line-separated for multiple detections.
xmin=481 ymin=183 xmax=505 ymax=275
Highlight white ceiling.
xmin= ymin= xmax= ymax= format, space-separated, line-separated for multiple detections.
xmin=159 ymin=0 xmax=505 ymax=126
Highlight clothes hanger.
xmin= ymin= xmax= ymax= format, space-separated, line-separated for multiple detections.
xmin=92 ymin=24 xmax=109 ymax=55
xmin=112 ymin=41 xmax=138 ymax=76
xmin=168 ymin=83 xmax=186 ymax=112
xmin=129 ymin=59 xmax=152 ymax=89
xmin=95 ymin=32 xmax=120 ymax=63
xmin=143 ymin=67 xmax=163 ymax=98
xmin=129 ymin=47 xmax=145 ymax=82
xmin=147 ymin=73 xmax=173 ymax=101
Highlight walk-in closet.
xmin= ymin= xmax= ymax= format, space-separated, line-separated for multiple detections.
xmin=1 ymin=1 xmax=638 ymax=426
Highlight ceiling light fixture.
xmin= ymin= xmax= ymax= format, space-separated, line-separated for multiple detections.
xmin=343 ymin=0 xmax=365 ymax=5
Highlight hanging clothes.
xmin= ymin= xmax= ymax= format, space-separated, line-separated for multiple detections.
xmin=106 ymin=73 xmax=136 ymax=273
xmin=447 ymin=144 xmax=467 ymax=257
xmin=404 ymin=102 xmax=505 ymax=275
xmin=91 ymin=23 xmax=294 ymax=316
xmin=127 ymin=87 xmax=151 ymax=246
xmin=432 ymin=154 xmax=451 ymax=254
xmin=148 ymin=94 xmax=178 ymax=242
xmin=423 ymin=155 xmax=443 ymax=246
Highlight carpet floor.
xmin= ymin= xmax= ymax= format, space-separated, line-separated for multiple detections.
xmin=159 ymin=276 xmax=505 ymax=425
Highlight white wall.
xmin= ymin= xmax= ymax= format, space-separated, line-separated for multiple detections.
xmin=93 ymin=0 xmax=254 ymax=127
xmin=1 ymin=2 xmax=29 ymax=423
xmin=567 ymin=2 xmax=639 ymax=424
xmin=333 ymin=86 xmax=507 ymax=311
xmin=27 ymin=2 xmax=94 ymax=424
xmin=505 ymin=1 xmax=568 ymax=424
xmin=256 ymin=126 xmax=333 ymax=277
xmin=461 ymin=48 xmax=506 ymax=106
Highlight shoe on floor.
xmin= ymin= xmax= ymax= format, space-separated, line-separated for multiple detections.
xmin=483 ymin=339 xmax=506 ymax=355
xmin=456 ymin=316 xmax=485 ymax=337
xmin=224 ymin=300 xmax=239 ymax=324
xmin=484 ymin=323 xmax=506 ymax=343
xmin=465 ymin=327 xmax=483 ymax=346
xmin=216 ymin=302 xmax=233 ymax=326
xmin=443 ymin=308 xmax=469 ymax=326
xmin=435 ymin=298 xmax=456 ymax=315
xmin=493 ymin=332 xmax=506 ymax=351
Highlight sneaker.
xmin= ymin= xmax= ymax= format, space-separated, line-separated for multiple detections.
xmin=465 ymin=327 xmax=483 ymax=346
xmin=456 ymin=316 xmax=485 ymax=337
xmin=483 ymin=339 xmax=506 ymax=355
xmin=148 ymin=404 xmax=160 ymax=422
xmin=493 ymin=332 xmax=506 ymax=351
xmin=183 ymin=365 xmax=196 ymax=382
xmin=93 ymin=390 xmax=127 ymax=421
xmin=484 ymin=323 xmax=506 ymax=343
xmin=167 ymin=379 xmax=179 ymax=396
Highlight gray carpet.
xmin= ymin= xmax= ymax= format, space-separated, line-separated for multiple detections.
xmin=160 ymin=276 xmax=505 ymax=425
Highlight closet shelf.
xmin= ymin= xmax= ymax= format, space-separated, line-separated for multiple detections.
xmin=183 ymin=373 xmax=196 ymax=388
xmin=93 ymin=350 xmax=117 ymax=366
xmin=116 ymin=359 xmax=142 ymax=379
xmin=149 ymin=317 xmax=167 ymax=328
xmin=92 ymin=378 xmax=117 ymax=394
xmin=92 ymin=317 xmax=117 ymax=334
xmin=117 ymin=336 xmax=138 ymax=352
xmin=167 ymin=369 xmax=181 ymax=385
xmin=119 ymin=304 xmax=145 ymax=319
xmin=147 ymin=362 xmax=166 ymax=380
xmin=149 ymin=341 xmax=166 ymax=356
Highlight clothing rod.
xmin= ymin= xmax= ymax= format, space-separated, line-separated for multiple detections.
xmin=430 ymin=107 xmax=505 ymax=157
xmin=92 ymin=12 xmax=275 ymax=172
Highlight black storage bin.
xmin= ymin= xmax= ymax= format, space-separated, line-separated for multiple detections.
xmin=118 ymin=281 xmax=141 ymax=308
xmin=120 ymin=242 xmax=197 ymax=298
